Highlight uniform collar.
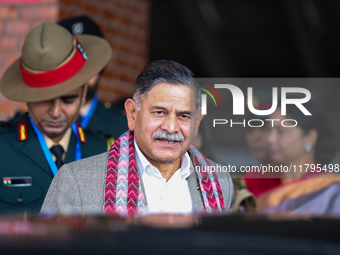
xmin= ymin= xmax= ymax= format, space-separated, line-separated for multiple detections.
xmin=43 ymin=128 xmax=71 ymax=153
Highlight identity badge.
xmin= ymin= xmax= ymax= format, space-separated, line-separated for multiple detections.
xmin=3 ymin=177 xmax=32 ymax=187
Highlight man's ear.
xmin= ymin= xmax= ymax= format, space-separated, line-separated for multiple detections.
xmin=194 ymin=108 xmax=204 ymax=137
xmin=125 ymin=99 xmax=138 ymax=132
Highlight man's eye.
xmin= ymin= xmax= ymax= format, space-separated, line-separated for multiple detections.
xmin=180 ymin=115 xmax=190 ymax=119
xmin=62 ymin=98 xmax=75 ymax=104
xmin=155 ymin=111 xmax=165 ymax=115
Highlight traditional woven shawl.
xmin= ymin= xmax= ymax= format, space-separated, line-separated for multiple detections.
xmin=103 ymin=130 xmax=225 ymax=215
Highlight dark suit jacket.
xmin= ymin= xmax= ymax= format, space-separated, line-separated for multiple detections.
xmin=0 ymin=113 xmax=107 ymax=215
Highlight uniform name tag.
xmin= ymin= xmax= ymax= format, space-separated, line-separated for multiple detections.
xmin=3 ymin=177 xmax=32 ymax=187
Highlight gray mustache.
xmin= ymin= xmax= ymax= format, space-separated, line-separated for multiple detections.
xmin=153 ymin=131 xmax=184 ymax=142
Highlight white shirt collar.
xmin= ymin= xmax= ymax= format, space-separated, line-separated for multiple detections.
xmin=134 ymin=139 xmax=192 ymax=180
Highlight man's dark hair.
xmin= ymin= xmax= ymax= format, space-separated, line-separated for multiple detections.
xmin=133 ymin=60 xmax=201 ymax=111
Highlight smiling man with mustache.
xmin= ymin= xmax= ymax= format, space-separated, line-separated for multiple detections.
xmin=0 ymin=22 xmax=112 ymax=215
xmin=41 ymin=60 xmax=234 ymax=216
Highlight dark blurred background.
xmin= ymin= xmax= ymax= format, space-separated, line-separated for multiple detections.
xmin=151 ymin=0 xmax=340 ymax=78
xmin=150 ymin=0 xmax=340 ymax=166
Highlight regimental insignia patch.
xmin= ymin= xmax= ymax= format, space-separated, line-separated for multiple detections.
xmin=77 ymin=122 xmax=86 ymax=143
xmin=18 ymin=120 xmax=28 ymax=141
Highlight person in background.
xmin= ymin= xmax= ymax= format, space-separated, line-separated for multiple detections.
xmin=40 ymin=60 xmax=234 ymax=215
xmin=243 ymin=99 xmax=281 ymax=198
xmin=0 ymin=22 xmax=111 ymax=214
xmin=192 ymin=117 xmax=255 ymax=213
xmin=245 ymin=118 xmax=271 ymax=165
xmin=58 ymin=15 xmax=128 ymax=146
xmin=112 ymin=96 xmax=130 ymax=116
xmin=257 ymin=100 xmax=340 ymax=216
xmin=191 ymin=117 xmax=214 ymax=160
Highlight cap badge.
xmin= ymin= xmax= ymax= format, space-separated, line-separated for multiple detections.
xmin=72 ymin=22 xmax=84 ymax=35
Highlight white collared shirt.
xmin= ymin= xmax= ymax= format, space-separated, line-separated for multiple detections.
xmin=134 ymin=140 xmax=193 ymax=214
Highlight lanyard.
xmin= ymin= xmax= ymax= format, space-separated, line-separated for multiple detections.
xmin=80 ymin=95 xmax=98 ymax=128
xmin=71 ymin=123 xmax=82 ymax=161
xmin=29 ymin=117 xmax=81 ymax=176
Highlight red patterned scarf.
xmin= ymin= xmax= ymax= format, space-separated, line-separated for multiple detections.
xmin=103 ymin=130 xmax=225 ymax=216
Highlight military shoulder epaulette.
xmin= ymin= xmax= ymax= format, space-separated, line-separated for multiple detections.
xmin=17 ymin=120 xmax=28 ymax=141
xmin=76 ymin=122 xmax=86 ymax=143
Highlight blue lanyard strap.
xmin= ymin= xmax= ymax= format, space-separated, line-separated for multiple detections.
xmin=80 ymin=95 xmax=98 ymax=128
xmin=29 ymin=117 xmax=58 ymax=176
xmin=71 ymin=123 xmax=82 ymax=162
xmin=29 ymin=117 xmax=81 ymax=176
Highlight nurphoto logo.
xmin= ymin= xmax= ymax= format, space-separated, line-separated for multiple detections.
xmin=199 ymin=83 xmax=312 ymax=128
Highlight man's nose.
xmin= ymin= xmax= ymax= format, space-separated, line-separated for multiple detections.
xmin=161 ymin=114 xmax=180 ymax=133
xmin=49 ymin=99 xmax=61 ymax=118
xmin=267 ymin=128 xmax=277 ymax=145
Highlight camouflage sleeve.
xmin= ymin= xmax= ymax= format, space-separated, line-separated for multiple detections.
xmin=230 ymin=178 xmax=257 ymax=213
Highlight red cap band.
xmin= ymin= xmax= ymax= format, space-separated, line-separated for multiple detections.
xmin=20 ymin=38 xmax=87 ymax=88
